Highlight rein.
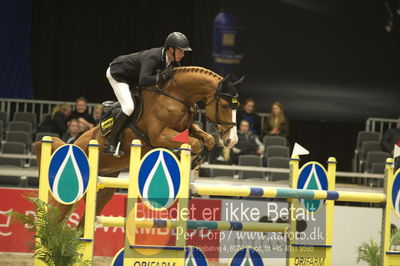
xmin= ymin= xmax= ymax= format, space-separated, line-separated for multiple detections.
xmin=142 ymin=79 xmax=198 ymax=129
xmin=144 ymin=72 xmax=238 ymax=135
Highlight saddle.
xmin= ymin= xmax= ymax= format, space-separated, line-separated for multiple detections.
xmin=99 ymin=91 xmax=148 ymax=143
xmin=99 ymin=86 xmax=199 ymax=150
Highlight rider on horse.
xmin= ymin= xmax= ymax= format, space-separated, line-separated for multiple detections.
xmin=104 ymin=32 xmax=192 ymax=156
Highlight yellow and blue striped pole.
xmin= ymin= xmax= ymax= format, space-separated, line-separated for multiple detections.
xmin=190 ymin=184 xmax=386 ymax=203
xmin=97 ymin=216 xmax=289 ymax=232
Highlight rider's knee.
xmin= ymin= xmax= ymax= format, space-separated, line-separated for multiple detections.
xmin=121 ymin=103 xmax=134 ymax=116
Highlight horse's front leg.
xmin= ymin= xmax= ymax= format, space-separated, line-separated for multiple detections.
xmin=149 ymin=127 xmax=203 ymax=154
xmin=189 ymin=124 xmax=216 ymax=151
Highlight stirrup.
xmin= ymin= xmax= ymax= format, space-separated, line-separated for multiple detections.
xmin=104 ymin=141 xmax=124 ymax=157
xmin=113 ymin=141 xmax=124 ymax=158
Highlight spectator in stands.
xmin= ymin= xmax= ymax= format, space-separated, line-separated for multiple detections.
xmin=237 ymin=98 xmax=261 ymax=136
xmin=264 ymin=102 xmax=289 ymax=138
xmin=37 ymin=103 xmax=72 ymax=136
xmin=61 ymin=118 xmax=82 ymax=144
xmin=93 ymin=104 xmax=104 ymax=125
xmin=382 ymin=117 xmax=400 ymax=154
xmin=70 ymin=97 xmax=95 ymax=131
xmin=232 ymin=120 xmax=264 ymax=164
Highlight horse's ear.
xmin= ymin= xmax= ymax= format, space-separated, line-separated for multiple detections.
xmin=223 ymin=74 xmax=232 ymax=81
xmin=232 ymin=76 xmax=245 ymax=87
xmin=218 ymin=75 xmax=230 ymax=92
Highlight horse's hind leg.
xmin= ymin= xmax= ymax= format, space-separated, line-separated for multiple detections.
xmin=78 ymin=187 xmax=117 ymax=228
xmin=96 ymin=187 xmax=117 ymax=215
xmin=78 ymin=172 xmax=119 ymax=228
xmin=48 ymin=195 xmax=75 ymax=221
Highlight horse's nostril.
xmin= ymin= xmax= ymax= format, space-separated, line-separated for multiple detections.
xmin=225 ymin=139 xmax=231 ymax=146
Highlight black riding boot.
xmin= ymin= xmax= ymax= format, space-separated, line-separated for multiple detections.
xmin=104 ymin=111 xmax=129 ymax=157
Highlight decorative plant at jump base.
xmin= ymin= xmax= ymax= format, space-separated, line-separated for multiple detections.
xmin=8 ymin=197 xmax=91 ymax=266
xmin=357 ymin=228 xmax=400 ymax=266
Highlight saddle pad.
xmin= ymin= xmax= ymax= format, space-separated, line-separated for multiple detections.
xmin=99 ymin=93 xmax=143 ymax=136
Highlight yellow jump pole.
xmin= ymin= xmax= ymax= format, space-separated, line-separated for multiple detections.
xmin=37 ymin=136 xmax=53 ymax=203
xmin=80 ymin=140 xmax=100 ymax=263
xmin=176 ymin=144 xmax=191 ymax=245
xmin=35 ymin=136 xmax=53 ymax=266
xmin=287 ymin=155 xmax=300 ymax=266
xmin=324 ymin=157 xmax=336 ymax=266
xmin=124 ymin=139 xmax=142 ymax=263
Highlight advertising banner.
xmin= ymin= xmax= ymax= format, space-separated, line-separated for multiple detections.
xmin=0 ymin=188 xmax=221 ymax=258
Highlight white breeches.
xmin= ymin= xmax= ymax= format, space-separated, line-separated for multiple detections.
xmin=106 ymin=67 xmax=134 ymax=116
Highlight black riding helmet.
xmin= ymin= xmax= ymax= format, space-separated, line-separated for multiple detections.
xmin=164 ymin=32 xmax=192 ymax=51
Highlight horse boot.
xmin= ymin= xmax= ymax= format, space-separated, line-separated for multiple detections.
xmin=104 ymin=111 xmax=129 ymax=157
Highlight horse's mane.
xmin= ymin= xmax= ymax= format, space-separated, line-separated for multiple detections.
xmin=174 ymin=66 xmax=223 ymax=81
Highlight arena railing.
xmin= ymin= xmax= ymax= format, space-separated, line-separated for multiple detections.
xmin=365 ymin=117 xmax=398 ymax=138
xmin=0 ymin=98 xmax=99 ymax=123
xmin=0 ymin=159 xmax=384 ymax=187
xmin=350 ymin=117 xmax=398 ymax=173
xmin=0 ymin=98 xmax=271 ymax=133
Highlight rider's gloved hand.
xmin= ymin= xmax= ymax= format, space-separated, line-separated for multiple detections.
xmin=159 ymin=66 xmax=174 ymax=82
xmin=170 ymin=61 xmax=180 ymax=67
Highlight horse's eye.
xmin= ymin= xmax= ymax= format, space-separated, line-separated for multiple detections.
xmin=221 ymin=103 xmax=229 ymax=109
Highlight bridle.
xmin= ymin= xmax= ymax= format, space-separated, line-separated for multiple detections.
xmin=170 ymin=76 xmax=239 ymax=134
xmin=204 ymin=81 xmax=238 ymax=136
xmin=145 ymin=72 xmax=238 ymax=135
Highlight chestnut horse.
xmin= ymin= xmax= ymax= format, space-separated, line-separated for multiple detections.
xmin=35 ymin=66 xmax=241 ymax=224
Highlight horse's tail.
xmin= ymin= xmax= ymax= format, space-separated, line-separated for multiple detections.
xmin=33 ymin=140 xmax=43 ymax=170
xmin=34 ymin=137 xmax=67 ymax=170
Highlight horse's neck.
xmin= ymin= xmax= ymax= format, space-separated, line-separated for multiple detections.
xmin=172 ymin=69 xmax=221 ymax=103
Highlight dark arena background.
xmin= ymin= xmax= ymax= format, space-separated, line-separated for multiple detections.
xmin=1 ymin=0 xmax=399 ymax=170
xmin=2 ymin=0 xmax=400 ymax=265
xmin=2 ymin=0 xmax=398 ymax=170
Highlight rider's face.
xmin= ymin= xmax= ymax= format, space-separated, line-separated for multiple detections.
xmin=167 ymin=48 xmax=185 ymax=62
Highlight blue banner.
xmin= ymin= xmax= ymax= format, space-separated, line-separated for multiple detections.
xmin=212 ymin=12 xmax=244 ymax=76
xmin=0 ymin=0 xmax=33 ymax=99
